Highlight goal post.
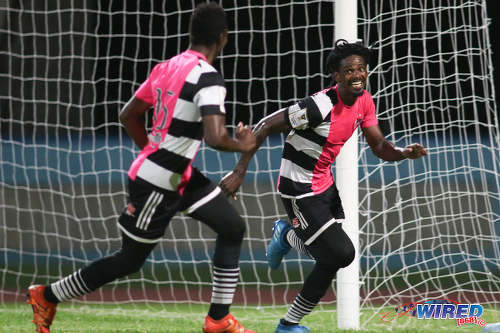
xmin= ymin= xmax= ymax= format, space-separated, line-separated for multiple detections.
xmin=334 ymin=0 xmax=361 ymax=330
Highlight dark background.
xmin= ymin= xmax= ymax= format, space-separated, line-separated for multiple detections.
xmin=91 ymin=0 xmax=500 ymax=134
xmin=0 ymin=1 xmax=498 ymax=135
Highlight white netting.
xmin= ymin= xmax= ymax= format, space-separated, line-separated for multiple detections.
xmin=0 ymin=0 xmax=498 ymax=329
xmin=357 ymin=0 xmax=500 ymax=327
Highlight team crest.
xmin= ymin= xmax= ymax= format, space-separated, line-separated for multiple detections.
xmin=291 ymin=218 xmax=300 ymax=228
xmin=354 ymin=117 xmax=363 ymax=129
xmin=125 ymin=203 xmax=136 ymax=217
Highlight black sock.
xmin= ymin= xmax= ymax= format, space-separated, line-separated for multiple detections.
xmin=43 ymin=285 xmax=60 ymax=304
xmin=280 ymin=318 xmax=297 ymax=326
xmin=208 ymin=304 xmax=230 ymax=320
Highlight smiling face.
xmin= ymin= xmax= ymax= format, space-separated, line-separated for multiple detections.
xmin=333 ymin=54 xmax=368 ymax=104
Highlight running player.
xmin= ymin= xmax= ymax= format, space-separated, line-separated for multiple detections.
xmin=220 ymin=39 xmax=427 ymax=333
xmin=27 ymin=3 xmax=256 ymax=333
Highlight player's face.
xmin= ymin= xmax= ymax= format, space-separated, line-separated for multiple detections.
xmin=334 ymin=55 xmax=368 ymax=97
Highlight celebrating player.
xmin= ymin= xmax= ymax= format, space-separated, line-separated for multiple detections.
xmin=27 ymin=3 xmax=256 ymax=333
xmin=220 ymin=39 xmax=427 ymax=333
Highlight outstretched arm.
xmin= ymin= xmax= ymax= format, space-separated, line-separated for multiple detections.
xmin=220 ymin=109 xmax=291 ymax=199
xmin=362 ymin=124 xmax=427 ymax=161
xmin=203 ymin=114 xmax=256 ymax=153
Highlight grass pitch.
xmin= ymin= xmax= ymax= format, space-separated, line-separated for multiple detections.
xmin=1 ymin=302 xmax=498 ymax=332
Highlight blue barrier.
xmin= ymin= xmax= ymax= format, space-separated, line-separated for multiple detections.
xmin=1 ymin=133 xmax=499 ymax=186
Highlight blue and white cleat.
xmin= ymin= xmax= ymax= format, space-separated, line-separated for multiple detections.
xmin=267 ymin=219 xmax=292 ymax=269
xmin=275 ymin=319 xmax=310 ymax=333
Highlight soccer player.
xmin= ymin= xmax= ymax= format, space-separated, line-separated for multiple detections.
xmin=27 ymin=3 xmax=256 ymax=333
xmin=220 ymin=39 xmax=428 ymax=333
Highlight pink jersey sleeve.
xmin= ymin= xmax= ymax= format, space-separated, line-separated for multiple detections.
xmin=361 ymin=91 xmax=378 ymax=128
xmin=134 ymin=64 xmax=159 ymax=105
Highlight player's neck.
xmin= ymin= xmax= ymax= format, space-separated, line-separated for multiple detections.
xmin=337 ymin=85 xmax=358 ymax=106
xmin=189 ymin=44 xmax=218 ymax=64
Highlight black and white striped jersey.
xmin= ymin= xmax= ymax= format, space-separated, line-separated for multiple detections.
xmin=278 ymin=85 xmax=378 ymax=198
xmin=128 ymin=49 xmax=226 ymax=195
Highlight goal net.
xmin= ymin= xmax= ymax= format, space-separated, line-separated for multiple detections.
xmin=1 ymin=0 xmax=498 ymax=329
xmin=357 ymin=0 xmax=500 ymax=328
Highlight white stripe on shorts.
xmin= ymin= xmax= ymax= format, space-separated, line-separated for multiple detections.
xmin=304 ymin=218 xmax=344 ymax=246
xmin=184 ymin=186 xmax=221 ymax=215
xmin=136 ymin=191 xmax=163 ymax=230
xmin=137 ymin=192 xmax=164 ymax=230
xmin=117 ymin=223 xmax=162 ymax=244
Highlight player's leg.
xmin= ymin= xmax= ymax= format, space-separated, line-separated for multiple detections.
xmin=179 ymin=168 xmax=254 ymax=333
xmin=47 ymin=233 xmax=156 ymax=302
xmin=275 ymin=185 xmax=354 ymax=332
xmin=27 ymin=232 xmax=156 ymax=333
xmin=280 ymin=224 xmax=354 ymax=326
xmin=27 ymin=178 xmax=174 ymax=333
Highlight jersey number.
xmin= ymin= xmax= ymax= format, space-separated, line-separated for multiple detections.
xmin=154 ymin=88 xmax=169 ymax=131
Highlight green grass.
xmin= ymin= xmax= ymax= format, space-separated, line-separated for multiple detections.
xmin=2 ymin=303 xmax=499 ymax=332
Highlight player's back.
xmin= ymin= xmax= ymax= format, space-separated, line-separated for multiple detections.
xmin=128 ymin=49 xmax=226 ymax=194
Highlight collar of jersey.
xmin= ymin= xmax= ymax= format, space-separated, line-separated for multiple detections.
xmin=185 ymin=49 xmax=207 ymax=61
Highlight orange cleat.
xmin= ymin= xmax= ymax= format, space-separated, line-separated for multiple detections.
xmin=202 ymin=313 xmax=256 ymax=333
xmin=27 ymin=285 xmax=57 ymax=333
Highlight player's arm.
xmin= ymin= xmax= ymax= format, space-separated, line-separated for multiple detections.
xmin=220 ymin=109 xmax=291 ymax=199
xmin=362 ymin=124 xmax=427 ymax=161
xmin=202 ymin=115 xmax=256 ymax=153
xmin=119 ymin=96 xmax=152 ymax=150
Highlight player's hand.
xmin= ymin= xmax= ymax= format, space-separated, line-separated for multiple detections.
xmin=401 ymin=143 xmax=428 ymax=159
xmin=235 ymin=122 xmax=256 ymax=153
xmin=220 ymin=170 xmax=244 ymax=200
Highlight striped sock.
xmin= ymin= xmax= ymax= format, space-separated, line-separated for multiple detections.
xmin=284 ymin=294 xmax=317 ymax=323
xmin=210 ymin=266 xmax=239 ymax=305
xmin=208 ymin=266 xmax=240 ymax=319
xmin=286 ymin=229 xmax=311 ymax=258
xmin=50 ymin=269 xmax=92 ymax=302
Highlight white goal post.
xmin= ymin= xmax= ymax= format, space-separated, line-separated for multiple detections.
xmin=0 ymin=1 xmax=499 ymax=331
xmin=334 ymin=0 xmax=360 ymax=330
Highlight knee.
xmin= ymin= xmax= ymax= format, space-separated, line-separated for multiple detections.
xmin=329 ymin=233 xmax=356 ymax=269
xmin=234 ymin=221 xmax=246 ymax=239
xmin=336 ymin=242 xmax=355 ymax=268
xmin=315 ymin=242 xmax=355 ymax=273
xmin=219 ymin=219 xmax=246 ymax=242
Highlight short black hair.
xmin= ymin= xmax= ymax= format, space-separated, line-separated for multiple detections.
xmin=189 ymin=2 xmax=227 ymax=47
xmin=326 ymin=39 xmax=371 ymax=73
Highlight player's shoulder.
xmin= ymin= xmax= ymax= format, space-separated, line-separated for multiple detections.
xmin=310 ymin=86 xmax=338 ymax=107
xmin=198 ymin=59 xmax=219 ymax=74
xmin=149 ymin=59 xmax=169 ymax=74
xmin=361 ymin=89 xmax=373 ymax=98
xmin=357 ymin=89 xmax=376 ymax=114
xmin=194 ymin=60 xmax=224 ymax=87
xmin=359 ymin=89 xmax=375 ymax=104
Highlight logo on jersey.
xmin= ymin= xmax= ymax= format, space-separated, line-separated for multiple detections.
xmin=125 ymin=203 xmax=136 ymax=217
xmin=354 ymin=115 xmax=363 ymax=129
xmin=291 ymin=218 xmax=300 ymax=228
xmin=288 ymin=104 xmax=308 ymax=130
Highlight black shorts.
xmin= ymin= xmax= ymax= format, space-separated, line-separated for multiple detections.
xmin=118 ymin=167 xmax=220 ymax=243
xmin=281 ymin=183 xmax=345 ymax=246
